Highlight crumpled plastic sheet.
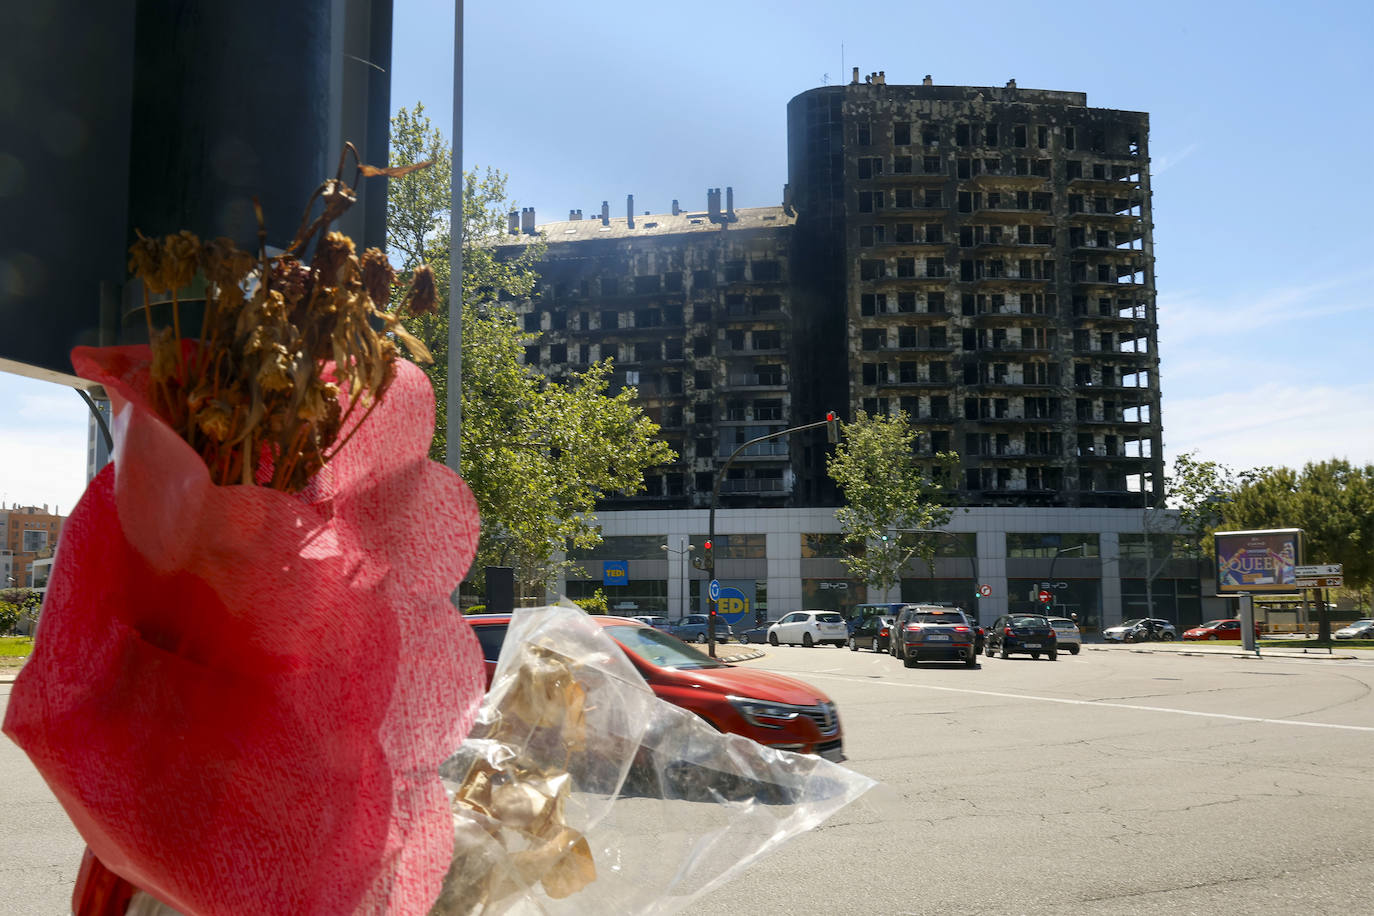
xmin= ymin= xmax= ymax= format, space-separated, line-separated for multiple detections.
xmin=429 ymin=606 xmax=877 ymax=915
xmin=4 ymin=346 xmax=485 ymax=916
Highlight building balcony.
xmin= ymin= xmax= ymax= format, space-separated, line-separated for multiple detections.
xmin=720 ymin=478 xmax=791 ymax=495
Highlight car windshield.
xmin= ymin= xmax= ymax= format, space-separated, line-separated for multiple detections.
xmin=1198 ymin=620 xmax=1226 ymax=628
xmin=914 ymin=612 xmax=963 ymax=624
xmin=816 ymin=613 xmax=844 ymax=623
xmin=1350 ymin=620 xmax=1374 ymax=627
xmin=1120 ymin=619 xmax=1146 ymax=628
xmin=1009 ymin=616 xmax=1048 ymax=627
xmin=1049 ymin=618 xmax=1074 ymax=627
xmin=603 ymin=624 xmax=728 ymax=670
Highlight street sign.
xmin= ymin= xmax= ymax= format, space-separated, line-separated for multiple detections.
xmin=1295 ymin=564 xmax=1342 ymax=578
xmin=1038 ymin=589 xmax=1053 ymax=604
xmin=978 ymin=584 xmax=992 ymax=598
xmin=1296 ymin=577 xmax=1343 ymax=589
xmin=708 ymin=579 xmax=721 ymax=602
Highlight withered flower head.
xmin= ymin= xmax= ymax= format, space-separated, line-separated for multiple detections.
xmin=313 ymin=231 xmax=357 ymax=286
xmin=270 ymin=256 xmax=313 ymax=309
xmin=255 ymin=343 xmax=296 ymax=393
xmin=403 ymin=264 xmax=439 ymax=316
xmin=161 ymin=230 xmax=201 ymax=293
xmin=201 ymin=237 xmax=254 ymax=290
xmin=194 ymin=401 xmax=234 ymax=442
xmin=128 ymin=231 xmax=164 ymax=291
xmin=360 ymin=247 xmax=397 ymax=309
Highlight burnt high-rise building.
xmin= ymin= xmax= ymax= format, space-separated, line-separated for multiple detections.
xmin=788 ymin=71 xmax=1161 ymax=509
xmin=498 ymin=74 xmax=1189 ymax=630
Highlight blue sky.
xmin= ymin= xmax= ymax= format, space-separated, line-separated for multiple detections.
xmin=4 ymin=0 xmax=1372 ymax=513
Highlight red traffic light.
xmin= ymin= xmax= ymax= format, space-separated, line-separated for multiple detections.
xmin=825 ymin=410 xmax=840 ymax=444
xmin=703 ymin=539 xmax=712 ymax=550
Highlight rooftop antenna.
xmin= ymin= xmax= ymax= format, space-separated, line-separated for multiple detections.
xmin=841 ymin=43 xmax=844 ymax=83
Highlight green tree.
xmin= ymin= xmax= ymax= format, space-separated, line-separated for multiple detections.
xmin=1167 ymin=451 xmax=1241 ymax=557
xmin=0 ymin=588 xmax=41 ymax=635
xmin=826 ymin=411 xmax=958 ymax=596
xmin=386 ymin=105 xmax=675 ymax=596
xmin=1220 ymin=460 xmax=1374 ymax=599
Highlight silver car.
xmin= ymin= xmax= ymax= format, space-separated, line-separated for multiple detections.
xmin=1047 ymin=616 xmax=1082 ymax=655
xmin=1103 ymin=618 xmax=1177 ymax=642
xmin=1334 ymin=619 xmax=1374 ymax=639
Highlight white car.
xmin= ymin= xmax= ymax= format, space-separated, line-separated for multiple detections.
xmin=1103 ymin=618 xmax=1177 ymax=642
xmin=1047 ymin=616 xmax=1081 ymax=655
xmin=768 ymin=611 xmax=849 ymax=647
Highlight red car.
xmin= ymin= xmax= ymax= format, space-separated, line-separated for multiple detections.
xmin=468 ymin=614 xmax=845 ymax=761
xmin=1183 ymin=618 xmax=1261 ymax=641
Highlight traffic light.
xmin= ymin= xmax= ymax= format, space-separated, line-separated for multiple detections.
xmin=826 ymin=411 xmax=840 ymax=443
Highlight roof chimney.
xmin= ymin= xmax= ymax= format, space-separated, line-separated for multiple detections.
xmin=626 ymin=194 xmax=635 ymax=229
xmin=877 ymin=70 xmax=886 ymax=85
xmin=569 ymin=208 xmax=582 ymax=220
xmin=782 ymin=183 xmax=794 ymax=216
xmin=1006 ymin=78 xmax=1016 ymax=89
xmin=507 ymin=209 xmax=519 ymax=234
xmin=671 ymin=199 xmax=680 ymax=215
xmin=520 ymin=207 xmax=536 ymax=235
xmin=726 ymin=186 xmax=735 ymax=221
xmin=923 ymin=74 xmax=933 ymax=86
xmin=851 ymin=66 xmax=859 ymax=85
xmin=600 ymin=201 xmax=610 ymax=225
xmin=707 ymin=188 xmax=721 ymax=223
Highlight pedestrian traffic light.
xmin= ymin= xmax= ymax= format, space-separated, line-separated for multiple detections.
xmin=826 ymin=411 xmax=839 ymax=443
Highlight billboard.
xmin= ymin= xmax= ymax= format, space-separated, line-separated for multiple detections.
xmin=1214 ymin=529 xmax=1303 ymax=594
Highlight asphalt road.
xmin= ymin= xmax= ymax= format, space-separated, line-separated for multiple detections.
xmin=685 ymin=643 xmax=1374 ymax=916
xmin=6 ymin=644 xmax=1374 ymax=915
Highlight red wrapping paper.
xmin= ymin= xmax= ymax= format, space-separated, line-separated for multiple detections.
xmin=5 ymin=346 xmax=484 ymax=915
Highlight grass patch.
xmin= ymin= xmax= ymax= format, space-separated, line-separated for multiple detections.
xmin=1258 ymin=638 xmax=1374 ymax=650
xmin=0 ymin=636 xmax=34 ymax=658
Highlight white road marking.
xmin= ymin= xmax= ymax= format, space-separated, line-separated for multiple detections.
xmin=801 ymin=671 xmax=1374 ymax=733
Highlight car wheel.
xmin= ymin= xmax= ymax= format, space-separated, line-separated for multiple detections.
xmin=1000 ymin=644 xmax=1009 ymax=659
xmin=1069 ymin=645 xmax=1080 ymax=655
xmin=1031 ymin=652 xmax=1040 ymax=660
xmin=1162 ymin=632 xmax=1175 ymax=641
xmin=849 ymin=636 xmax=858 ymax=652
xmin=903 ymin=653 xmax=917 ymax=668
xmin=802 ymin=633 xmax=814 ymax=648
xmin=768 ymin=633 xmax=779 ymax=647
xmin=872 ymin=637 xmax=881 ymax=652
xmin=695 ymin=633 xmax=708 ymax=644
xmin=1208 ymin=634 xmax=1218 ymax=640
xmin=964 ymin=653 xmax=977 ymax=668
xmin=1048 ymin=650 xmax=1058 ymax=661
xmin=985 ymin=641 xmax=993 ymax=658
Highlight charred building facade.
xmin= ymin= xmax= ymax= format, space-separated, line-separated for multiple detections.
xmin=497 ymin=76 xmax=1203 ymax=629
xmin=789 ymin=71 xmax=1161 ymax=509
xmin=499 ymin=74 xmax=1162 ymax=513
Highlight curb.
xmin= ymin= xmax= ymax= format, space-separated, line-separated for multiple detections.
xmin=1086 ymin=644 xmax=1360 ymax=661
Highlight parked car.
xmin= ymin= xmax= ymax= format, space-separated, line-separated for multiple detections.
xmin=1102 ymin=618 xmax=1177 ymax=642
xmin=1183 ymin=618 xmax=1261 ymax=641
xmin=850 ymin=602 xmax=906 ymax=624
xmin=768 ymin=610 xmax=849 ymax=647
xmin=891 ymin=605 xmax=978 ymax=667
xmin=1047 ymin=616 xmax=1082 ymax=655
xmin=737 ymin=624 xmax=773 ymax=644
xmin=848 ymin=615 xmax=895 ymax=653
xmin=668 ymin=613 xmax=734 ymax=644
xmin=468 ymin=614 xmax=845 ymax=761
xmin=631 ymin=615 xmax=671 ymax=630
xmin=1334 ymin=619 xmax=1374 ymax=639
xmin=986 ymin=613 xmax=1059 ymax=660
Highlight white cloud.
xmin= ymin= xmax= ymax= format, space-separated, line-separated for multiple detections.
xmin=0 ymin=373 xmax=91 ymax=514
xmin=1163 ymin=381 xmax=1374 ymax=471
xmin=1152 ymin=142 xmax=1198 ymax=175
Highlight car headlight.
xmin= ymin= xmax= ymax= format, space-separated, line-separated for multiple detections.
xmin=728 ymin=696 xmax=802 ymax=729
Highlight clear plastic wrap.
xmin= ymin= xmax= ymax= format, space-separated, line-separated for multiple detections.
xmin=430 ymin=606 xmax=876 ymax=915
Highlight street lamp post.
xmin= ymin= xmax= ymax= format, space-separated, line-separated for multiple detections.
xmin=660 ymin=538 xmax=694 ymax=619
xmin=1045 ymin=543 xmax=1090 ymax=618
